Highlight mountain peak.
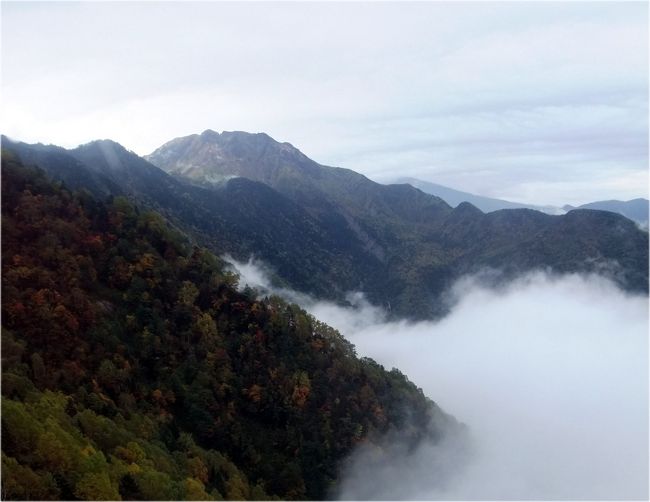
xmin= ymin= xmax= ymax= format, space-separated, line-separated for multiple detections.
xmin=146 ymin=129 xmax=313 ymax=182
xmin=447 ymin=201 xmax=484 ymax=221
xmin=71 ymin=138 xmax=155 ymax=176
xmin=455 ymin=201 xmax=483 ymax=213
xmin=79 ymin=138 xmax=127 ymax=151
xmin=198 ymin=129 xmax=275 ymax=143
xmin=199 ymin=128 xmax=220 ymax=139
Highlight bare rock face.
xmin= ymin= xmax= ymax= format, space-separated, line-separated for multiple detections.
xmin=146 ymin=129 xmax=316 ymax=185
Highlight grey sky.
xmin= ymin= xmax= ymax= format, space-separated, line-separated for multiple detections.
xmin=2 ymin=1 xmax=648 ymax=205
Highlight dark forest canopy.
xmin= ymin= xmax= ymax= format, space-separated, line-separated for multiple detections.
xmin=1 ymin=157 xmax=458 ymax=500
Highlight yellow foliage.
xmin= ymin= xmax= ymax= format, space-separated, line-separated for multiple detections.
xmin=184 ymin=477 xmax=213 ymax=500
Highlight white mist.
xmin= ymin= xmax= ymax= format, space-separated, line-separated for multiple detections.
xmin=227 ymin=258 xmax=649 ymax=500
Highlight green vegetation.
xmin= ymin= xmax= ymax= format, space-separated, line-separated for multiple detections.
xmin=1 ymin=158 xmax=451 ymax=500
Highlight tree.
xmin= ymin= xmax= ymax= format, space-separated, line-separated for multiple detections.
xmin=184 ymin=478 xmax=213 ymax=501
xmin=178 ymin=281 xmax=199 ymax=306
xmin=31 ymin=352 xmax=48 ymax=388
xmin=35 ymin=431 xmax=72 ymax=475
xmin=74 ymin=471 xmax=120 ymax=500
xmin=135 ymin=470 xmax=179 ymax=500
xmin=2 ymin=454 xmax=60 ymax=500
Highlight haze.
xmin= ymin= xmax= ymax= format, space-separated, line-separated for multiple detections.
xmin=2 ymin=2 xmax=648 ymax=205
xmin=231 ymin=259 xmax=649 ymax=500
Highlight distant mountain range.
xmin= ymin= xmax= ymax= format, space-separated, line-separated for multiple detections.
xmin=3 ymin=131 xmax=648 ymax=319
xmin=396 ymin=176 xmax=649 ymax=227
xmin=564 ymin=199 xmax=648 ymax=228
xmin=394 ymin=177 xmax=563 ymax=214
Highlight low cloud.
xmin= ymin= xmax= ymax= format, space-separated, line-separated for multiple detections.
xmin=225 ymin=255 xmax=387 ymax=330
xmin=226 ymin=257 xmax=649 ymax=500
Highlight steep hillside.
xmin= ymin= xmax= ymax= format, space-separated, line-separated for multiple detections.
xmin=1 ymin=158 xmax=456 ymax=500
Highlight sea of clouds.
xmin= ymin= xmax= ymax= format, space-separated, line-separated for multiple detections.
xmin=226 ymin=256 xmax=649 ymax=500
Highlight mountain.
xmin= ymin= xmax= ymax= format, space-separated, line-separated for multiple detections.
xmin=4 ymin=133 xmax=648 ymax=319
xmin=398 ymin=176 xmax=649 ymax=228
xmin=146 ymin=130 xmax=453 ymax=233
xmin=2 ymin=137 xmax=381 ymax=307
xmin=0 ymin=138 xmax=124 ymax=197
xmin=393 ymin=176 xmax=564 ymax=214
xmin=1 ymin=157 xmax=459 ymax=500
xmin=147 ymin=130 xmax=649 ymax=301
xmin=563 ymin=199 xmax=649 ymax=228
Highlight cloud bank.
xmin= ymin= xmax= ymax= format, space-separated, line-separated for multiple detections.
xmin=227 ymin=257 xmax=649 ymax=500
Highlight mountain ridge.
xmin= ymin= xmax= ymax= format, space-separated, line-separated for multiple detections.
xmin=145 ymin=129 xmax=648 ymax=298
xmin=393 ymin=176 xmax=560 ymax=214
xmin=396 ymin=175 xmax=649 ymax=226
xmin=4 ymin=132 xmax=648 ymax=319
xmin=564 ymin=198 xmax=648 ymax=228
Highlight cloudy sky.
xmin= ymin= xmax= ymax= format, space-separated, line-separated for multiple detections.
xmin=2 ymin=2 xmax=648 ymax=205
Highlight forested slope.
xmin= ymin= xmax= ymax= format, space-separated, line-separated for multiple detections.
xmin=1 ymin=157 xmax=456 ymax=500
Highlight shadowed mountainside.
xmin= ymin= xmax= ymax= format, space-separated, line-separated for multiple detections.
xmin=147 ymin=130 xmax=649 ymax=311
xmin=4 ymin=132 xmax=648 ymax=319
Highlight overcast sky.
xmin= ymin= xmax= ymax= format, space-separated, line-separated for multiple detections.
xmin=2 ymin=2 xmax=648 ymax=205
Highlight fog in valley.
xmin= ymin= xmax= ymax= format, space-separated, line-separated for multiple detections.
xmin=228 ymin=258 xmax=649 ymax=500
